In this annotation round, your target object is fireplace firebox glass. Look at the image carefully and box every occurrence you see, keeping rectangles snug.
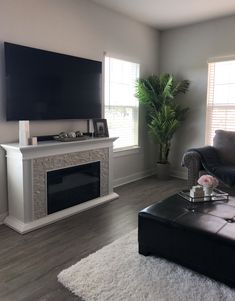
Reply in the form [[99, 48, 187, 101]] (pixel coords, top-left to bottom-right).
[[47, 161, 100, 214]]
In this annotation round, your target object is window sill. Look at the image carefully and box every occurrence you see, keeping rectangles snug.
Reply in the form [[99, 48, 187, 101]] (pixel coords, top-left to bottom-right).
[[113, 146, 141, 158]]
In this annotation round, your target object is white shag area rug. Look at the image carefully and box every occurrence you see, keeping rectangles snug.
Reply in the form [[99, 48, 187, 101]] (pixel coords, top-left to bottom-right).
[[58, 230, 235, 301]]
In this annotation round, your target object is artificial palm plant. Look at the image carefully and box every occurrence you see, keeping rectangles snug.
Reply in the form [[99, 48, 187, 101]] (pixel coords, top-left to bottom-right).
[[136, 74, 190, 164]]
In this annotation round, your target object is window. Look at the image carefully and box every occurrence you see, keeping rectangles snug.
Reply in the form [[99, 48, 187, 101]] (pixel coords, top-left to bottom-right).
[[206, 59, 235, 145], [105, 56, 140, 150]]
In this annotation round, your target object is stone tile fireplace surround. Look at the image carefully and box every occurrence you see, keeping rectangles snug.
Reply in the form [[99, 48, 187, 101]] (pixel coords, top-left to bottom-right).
[[1, 137, 118, 233]]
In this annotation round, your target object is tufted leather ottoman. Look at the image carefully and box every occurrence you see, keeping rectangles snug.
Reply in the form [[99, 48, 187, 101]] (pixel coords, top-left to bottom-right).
[[138, 194, 235, 287]]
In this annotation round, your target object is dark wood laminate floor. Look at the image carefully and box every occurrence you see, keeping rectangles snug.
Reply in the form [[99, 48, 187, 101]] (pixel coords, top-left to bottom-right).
[[0, 176, 186, 301]]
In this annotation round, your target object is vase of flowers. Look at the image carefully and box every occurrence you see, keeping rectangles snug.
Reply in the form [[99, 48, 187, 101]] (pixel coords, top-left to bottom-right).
[[197, 175, 219, 200]]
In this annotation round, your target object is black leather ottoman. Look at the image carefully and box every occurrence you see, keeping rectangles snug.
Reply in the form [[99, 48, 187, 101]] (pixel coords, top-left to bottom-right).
[[138, 194, 235, 287]]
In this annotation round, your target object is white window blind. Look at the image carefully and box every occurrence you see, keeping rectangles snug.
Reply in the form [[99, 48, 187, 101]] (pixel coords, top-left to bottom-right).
[[206, 60, 235, 145], [105, 56, 140, 149]]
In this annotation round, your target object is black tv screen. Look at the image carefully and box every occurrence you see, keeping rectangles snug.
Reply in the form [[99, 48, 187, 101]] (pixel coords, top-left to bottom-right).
[[4, 42, 102, 121]]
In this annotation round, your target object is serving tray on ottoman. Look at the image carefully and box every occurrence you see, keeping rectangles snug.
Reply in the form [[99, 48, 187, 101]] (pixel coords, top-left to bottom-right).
[[138, 194, 235, 287]]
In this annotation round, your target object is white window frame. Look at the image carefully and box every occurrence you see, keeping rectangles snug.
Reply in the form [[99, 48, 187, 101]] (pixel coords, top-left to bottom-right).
[[104, 55, 140, 152], [206, 56, 235, 145]]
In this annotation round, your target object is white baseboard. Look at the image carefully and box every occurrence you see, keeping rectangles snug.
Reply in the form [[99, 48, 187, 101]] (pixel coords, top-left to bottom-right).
[[0, 212, 8, 225], [171, 169, 187, 180], [114, 167, 188, 188], [114, 168, 156, 188]]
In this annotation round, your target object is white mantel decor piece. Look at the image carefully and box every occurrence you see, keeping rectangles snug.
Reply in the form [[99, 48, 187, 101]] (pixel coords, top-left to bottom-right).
[[1, 137, 118, 234], [19, 120, 30, 146]]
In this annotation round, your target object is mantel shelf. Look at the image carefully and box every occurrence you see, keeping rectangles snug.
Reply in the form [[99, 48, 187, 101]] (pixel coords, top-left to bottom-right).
[[1, 137, 118, 160]]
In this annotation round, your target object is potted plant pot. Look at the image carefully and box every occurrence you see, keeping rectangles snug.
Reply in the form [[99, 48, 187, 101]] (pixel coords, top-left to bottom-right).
[[157, 162, 170, 180]]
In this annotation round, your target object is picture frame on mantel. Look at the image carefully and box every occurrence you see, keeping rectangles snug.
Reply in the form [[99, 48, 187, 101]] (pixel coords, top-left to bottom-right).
[[93, 119, 109, 138]]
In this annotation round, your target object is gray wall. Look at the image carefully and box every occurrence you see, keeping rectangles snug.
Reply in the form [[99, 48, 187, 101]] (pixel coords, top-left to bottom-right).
[[0, 0, 159, 217], [159, 15, 235, 178]]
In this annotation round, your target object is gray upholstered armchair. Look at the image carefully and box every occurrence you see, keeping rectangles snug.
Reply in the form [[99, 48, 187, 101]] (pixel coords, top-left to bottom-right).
[[182, 130, 235, 188]]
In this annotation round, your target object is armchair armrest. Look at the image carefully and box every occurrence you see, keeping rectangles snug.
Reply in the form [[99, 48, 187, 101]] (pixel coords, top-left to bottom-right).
[[182, 150, 203, 188]]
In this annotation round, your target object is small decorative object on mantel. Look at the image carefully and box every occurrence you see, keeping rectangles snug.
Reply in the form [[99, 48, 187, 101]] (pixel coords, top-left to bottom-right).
[[198, 174, 219, 201], [53, 131, 87, 142], [93, 119, 109, 138], [19, 120, 30, 146], [67, 131, 76, 138], [28, 137, 37, 145], [75, 131, 83, 137]]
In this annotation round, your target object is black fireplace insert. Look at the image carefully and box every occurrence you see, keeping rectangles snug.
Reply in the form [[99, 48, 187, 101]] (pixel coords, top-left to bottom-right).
[[47, 161, 100, 214]]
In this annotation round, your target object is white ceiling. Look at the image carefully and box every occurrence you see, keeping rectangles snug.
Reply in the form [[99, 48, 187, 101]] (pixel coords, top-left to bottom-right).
[[91, 0, 235, 29]]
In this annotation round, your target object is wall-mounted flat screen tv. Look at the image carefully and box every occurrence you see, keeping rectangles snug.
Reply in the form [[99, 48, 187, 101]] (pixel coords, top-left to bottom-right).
[[4, 42, 102, 121]]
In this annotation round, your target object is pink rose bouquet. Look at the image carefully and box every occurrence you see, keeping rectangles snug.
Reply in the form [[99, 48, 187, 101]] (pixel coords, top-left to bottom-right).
[[197, 175, 219, 188]]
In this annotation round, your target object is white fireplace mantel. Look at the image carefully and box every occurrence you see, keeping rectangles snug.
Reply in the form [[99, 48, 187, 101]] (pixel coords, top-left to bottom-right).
[[2, 136, 118, 159], [1, 137, 119, 234]]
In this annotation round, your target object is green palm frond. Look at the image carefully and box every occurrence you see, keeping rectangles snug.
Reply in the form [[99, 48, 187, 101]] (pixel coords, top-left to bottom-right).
[[136, 79, 158, 112], [160, 74, 174, 100], [172, 80, 190, 97]]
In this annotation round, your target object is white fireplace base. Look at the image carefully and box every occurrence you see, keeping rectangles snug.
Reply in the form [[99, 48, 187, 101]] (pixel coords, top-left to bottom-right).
[[2, 137, 118, 234], [4, 192, 118, 234]]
